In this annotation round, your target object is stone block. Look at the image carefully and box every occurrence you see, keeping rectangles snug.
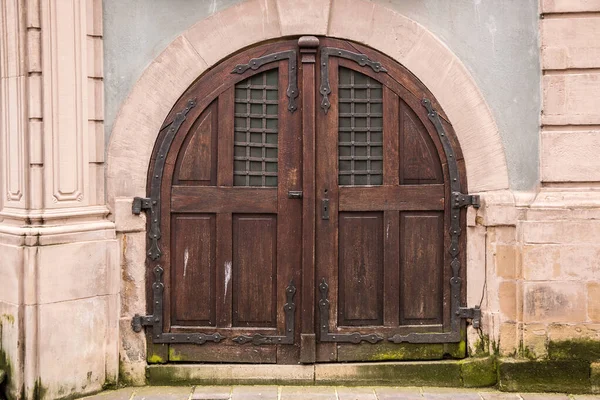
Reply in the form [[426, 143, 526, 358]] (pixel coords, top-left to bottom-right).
[[467, 226, 486, 306], [114, 197, 146, 233], [314, 361, 461, 386], [495, 245, 517, 279], [542, 17, 600, 69], [548, 338, 600, 362], [498, 322, 521, 356], [522, 324, 548, 359], [499, 281, 517, 321], [523, 282, 587, 323], [184, 0, 280, 68], [548, 323, 600, 342], [460, 356, 497, 388], [119, 317, 146, 386], [119, 232, 146, 317], [522, 244, 600, 281], [522, 221, 600, 245], [498, 359, 591, 393], [37, 239, 119, 304], [543, 73, 600, 125], [277, 0, 330, 36], [541, 0, 600, 13], [147, 364, 314, 386], [0, 302, 23, 400], [38, 296, 117, 399], [542, 131, 600, 182], [589, 283, 600, 322], [0, 243, 22, 304]]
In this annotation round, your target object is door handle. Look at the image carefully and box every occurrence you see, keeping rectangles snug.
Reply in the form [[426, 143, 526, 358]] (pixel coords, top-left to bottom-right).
[[288, 191, 303, 199]]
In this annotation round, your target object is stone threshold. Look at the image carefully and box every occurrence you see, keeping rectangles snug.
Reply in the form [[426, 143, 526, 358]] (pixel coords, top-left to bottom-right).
[[147, 358, 496, 388]]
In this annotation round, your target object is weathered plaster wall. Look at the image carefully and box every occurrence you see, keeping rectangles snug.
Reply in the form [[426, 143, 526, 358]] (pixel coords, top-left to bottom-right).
[[102, 0, 540, 190]]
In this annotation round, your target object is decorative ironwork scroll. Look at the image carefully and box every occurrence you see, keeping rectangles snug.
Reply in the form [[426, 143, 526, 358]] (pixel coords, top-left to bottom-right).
[[320, 47, 388, 113], [232, 281, 297, 345], [318, 278, 384, 344], [231, 50, 299, 113]]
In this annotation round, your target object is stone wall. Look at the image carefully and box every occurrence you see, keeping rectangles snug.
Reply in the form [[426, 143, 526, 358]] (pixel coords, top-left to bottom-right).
[[466, 0, 600, 359], [1, 0, 600, 398]]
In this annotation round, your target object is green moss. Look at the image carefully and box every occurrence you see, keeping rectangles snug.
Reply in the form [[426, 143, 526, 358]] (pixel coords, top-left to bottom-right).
[[168, 347, 183, 362], [498, 359, 591, 393], [147, 354, 165, 364], [460, 357, 497, 388], [548, 339, 600, 362], [1, 315, 14, 325]]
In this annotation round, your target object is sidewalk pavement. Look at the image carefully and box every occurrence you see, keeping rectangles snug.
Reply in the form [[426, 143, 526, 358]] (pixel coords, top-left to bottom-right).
[[78, 386, 598, 400]]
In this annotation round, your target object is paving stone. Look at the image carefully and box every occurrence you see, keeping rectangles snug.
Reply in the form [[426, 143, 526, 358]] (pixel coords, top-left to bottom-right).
[[336, 387, 377, 400], [374, 387, 423, 400], [422, 387, 481, 400], [133, 386, 193, 400], [191, 385, 232, 399], [479, 393, 520, 400], [520, 394, 571, 400], [280, 386, 337, 399], [230, 386, 278, 400], [80, 388, 136, 400], [572, 396, 600, 399]]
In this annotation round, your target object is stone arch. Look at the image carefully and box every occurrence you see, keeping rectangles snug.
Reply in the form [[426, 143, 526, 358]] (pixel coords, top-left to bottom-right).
[[107, 0, 509, 208]]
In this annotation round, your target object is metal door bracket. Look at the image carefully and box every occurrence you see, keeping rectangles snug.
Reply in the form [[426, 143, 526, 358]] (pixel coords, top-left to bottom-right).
[[320, 47, 388, 113], [231, 50, 299, 113], [232, 281, 296, 345], [452, 192, 480, 209], [318, 279, 384, 344], [132, 197, 152, 215], [457, 306, 481, 329]]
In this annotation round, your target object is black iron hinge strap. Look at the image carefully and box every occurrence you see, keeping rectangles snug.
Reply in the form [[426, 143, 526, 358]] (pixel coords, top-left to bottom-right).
[[232, 280, 297, 345], [320, 47, 388, 114], [133, 98, 197, 261], [131, 265, 224, 344], [318, 278, 384, 344], [231, 50, 299, 113]]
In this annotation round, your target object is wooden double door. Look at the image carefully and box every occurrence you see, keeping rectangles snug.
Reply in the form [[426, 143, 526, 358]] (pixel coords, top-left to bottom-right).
[[143, 37, 468, 364]]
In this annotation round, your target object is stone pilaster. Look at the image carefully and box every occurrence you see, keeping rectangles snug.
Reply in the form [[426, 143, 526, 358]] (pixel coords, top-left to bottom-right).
[[0, 1, 118, 399]]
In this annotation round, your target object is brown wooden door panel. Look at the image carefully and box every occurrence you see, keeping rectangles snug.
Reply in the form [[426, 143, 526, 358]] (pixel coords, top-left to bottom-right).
[[171, 214, 216, 327], [145, 37, 468, 365], [338, 212, 384, 327], [232, 214, 278, 328], [399, 212, 444, 326]]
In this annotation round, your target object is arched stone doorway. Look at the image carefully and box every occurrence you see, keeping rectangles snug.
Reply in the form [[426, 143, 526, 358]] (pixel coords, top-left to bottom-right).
[[133, 36, 477, 364], [108, 0, 509, 379]]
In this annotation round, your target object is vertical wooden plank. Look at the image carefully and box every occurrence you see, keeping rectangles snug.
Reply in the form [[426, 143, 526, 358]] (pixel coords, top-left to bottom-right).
[[216, 212, 233, 328], [383, 210, 400, 326], [383, 87, 399, 186], [315, 43, 339, 362], [338, 212, 384, 326], [171, 214, 216, 326], [276, 61, 302, 364], [218, 88, 234, 186], [400, 212, 444, 325], [298, 36, 319, 362], [232, 214, 277, 327]]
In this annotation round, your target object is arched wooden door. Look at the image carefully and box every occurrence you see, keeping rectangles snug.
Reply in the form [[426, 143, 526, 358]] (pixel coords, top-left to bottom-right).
[[135, 37, 479, 365]]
